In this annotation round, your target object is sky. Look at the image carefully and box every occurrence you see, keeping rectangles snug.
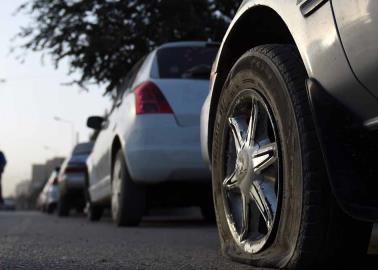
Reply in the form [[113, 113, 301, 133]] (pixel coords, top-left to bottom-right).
[[0, 1, 112, 196]]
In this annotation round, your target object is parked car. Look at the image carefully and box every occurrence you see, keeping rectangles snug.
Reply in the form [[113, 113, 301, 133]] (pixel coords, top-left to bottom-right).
[[201, 1, 378, 269], [1, 198, 16, 211], [37, 167, 60, 214], [86, 41, 218, 226], [57, 142, 93, 216]]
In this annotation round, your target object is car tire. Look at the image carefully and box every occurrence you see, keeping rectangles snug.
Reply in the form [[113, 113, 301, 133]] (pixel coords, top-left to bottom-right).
[[47, 203, 55, 214], [85, 188, 103, 222], [211, 44, 372, 269], [87, 201, 103, 222], [57, 195, 70, 217], [111, 150, 145, 227]]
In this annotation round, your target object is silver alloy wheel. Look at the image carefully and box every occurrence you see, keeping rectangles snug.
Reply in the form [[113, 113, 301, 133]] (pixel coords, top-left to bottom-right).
[[223, 89, 281, 254], [112, 159, 122, 221]]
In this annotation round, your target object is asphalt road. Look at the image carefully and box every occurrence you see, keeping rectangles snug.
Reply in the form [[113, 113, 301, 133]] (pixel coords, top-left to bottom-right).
[[0, 210, 377, 270], [0, 210, 252, 270]]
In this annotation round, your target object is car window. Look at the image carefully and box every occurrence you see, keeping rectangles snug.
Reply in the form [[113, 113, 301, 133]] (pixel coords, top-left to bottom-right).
[[118, 56, 146, 96], [156, 46, 218, 80], [73, 143, 94, 155], [48, 171, 58, 184], [127, 57, 146, 89], [131, 51, 155, 89], [107, 57, 146, 113]]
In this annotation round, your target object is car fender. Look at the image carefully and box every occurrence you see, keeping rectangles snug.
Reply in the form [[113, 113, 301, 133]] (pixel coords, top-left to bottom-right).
[[207, 0, 378, 221], [208, 0, 377, 159], [208, 0, 333, 160], [111, 92, 137, 179]]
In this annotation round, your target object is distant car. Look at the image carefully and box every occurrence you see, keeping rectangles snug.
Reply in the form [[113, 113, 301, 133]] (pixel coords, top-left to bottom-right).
[[37, 167, 60, 214], [86, 41, 218, 226], [201, 0, 378, 269], [1, 198, 16, 211], [57, 142, 93, 216]]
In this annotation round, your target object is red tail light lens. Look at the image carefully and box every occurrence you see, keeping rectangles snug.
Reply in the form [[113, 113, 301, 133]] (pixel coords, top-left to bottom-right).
[[52, 177, 58, 185], [134, 81, 173, 114]]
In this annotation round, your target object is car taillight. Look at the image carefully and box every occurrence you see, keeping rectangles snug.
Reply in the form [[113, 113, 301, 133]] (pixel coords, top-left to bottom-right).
[[52, 177, 58, 185], [64, 166, 86, 174], [134, 81, 173, 114]]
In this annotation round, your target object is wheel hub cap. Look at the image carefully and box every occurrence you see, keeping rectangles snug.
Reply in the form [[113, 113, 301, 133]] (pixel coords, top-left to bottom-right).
[[222, 90, 281, 253], [235, 148, 250, 177]]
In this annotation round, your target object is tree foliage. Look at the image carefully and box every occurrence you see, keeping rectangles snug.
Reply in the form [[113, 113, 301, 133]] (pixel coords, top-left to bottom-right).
[[16, 0, 240, 91]]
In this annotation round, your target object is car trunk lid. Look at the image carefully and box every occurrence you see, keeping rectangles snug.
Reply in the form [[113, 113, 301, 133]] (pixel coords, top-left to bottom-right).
[[151, 79, 209, 127]]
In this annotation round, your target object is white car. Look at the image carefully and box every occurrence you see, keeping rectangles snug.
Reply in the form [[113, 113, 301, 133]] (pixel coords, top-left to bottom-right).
[[57, 142, 93, 216], [37, 168, 60, 214], [86, 41, 218, 226]]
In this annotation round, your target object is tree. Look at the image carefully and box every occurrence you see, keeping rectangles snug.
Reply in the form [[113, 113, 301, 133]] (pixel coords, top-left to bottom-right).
[[16, 0, 241, 92]]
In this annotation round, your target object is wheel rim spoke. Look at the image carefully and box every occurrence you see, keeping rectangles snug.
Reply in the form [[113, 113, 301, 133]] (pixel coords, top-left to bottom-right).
[[228, 116, 248, 152], [247, 101, 258, 146], [240, 193, 250, 241], [223, 90, 280, 253], [249, 180, 276, 230], [223, 170, 239, 191], [253, 143, 277, 174]]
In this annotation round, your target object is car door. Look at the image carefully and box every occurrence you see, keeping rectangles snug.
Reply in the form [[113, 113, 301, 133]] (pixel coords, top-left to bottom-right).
[[89, 60, 146, 201], [90, 68, 140, 198], [332, 0, 378, 98], [89, 98, 119, 201], [89, 118, 111, 200]]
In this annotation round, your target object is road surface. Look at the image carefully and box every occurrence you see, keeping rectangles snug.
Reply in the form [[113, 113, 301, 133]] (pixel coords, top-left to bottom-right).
[[0, 210, 252, 270], [0, 211, 377, 269]]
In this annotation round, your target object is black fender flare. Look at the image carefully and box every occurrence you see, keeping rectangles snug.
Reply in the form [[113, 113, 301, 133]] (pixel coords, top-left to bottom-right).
[[306, 78, 378, 222]]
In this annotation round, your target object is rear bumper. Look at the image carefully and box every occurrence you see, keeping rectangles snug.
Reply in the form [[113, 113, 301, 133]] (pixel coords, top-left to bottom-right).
[[307, 79, 378, 222], [124, 115, 211, 184], [60, 173, 86, 194]]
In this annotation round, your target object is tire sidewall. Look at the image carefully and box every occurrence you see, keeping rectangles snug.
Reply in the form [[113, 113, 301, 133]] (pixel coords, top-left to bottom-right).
[[112, 151, 125, 224], [57, 194, 69, 217], [112, 150, 145, 226], [212, 50, 303, 267], [86, 190, 102, 221]]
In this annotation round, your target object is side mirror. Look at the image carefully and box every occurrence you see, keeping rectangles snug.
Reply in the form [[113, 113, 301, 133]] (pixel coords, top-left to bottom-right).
[[87, 116, 105, 130]]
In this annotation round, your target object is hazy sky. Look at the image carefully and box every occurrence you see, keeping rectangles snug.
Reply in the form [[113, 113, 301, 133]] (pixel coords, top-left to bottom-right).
[[0, 1, 111, 196]]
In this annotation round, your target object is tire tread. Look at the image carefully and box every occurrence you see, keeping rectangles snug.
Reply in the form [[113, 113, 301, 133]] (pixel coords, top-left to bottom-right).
[[249, 44, 371, 269]]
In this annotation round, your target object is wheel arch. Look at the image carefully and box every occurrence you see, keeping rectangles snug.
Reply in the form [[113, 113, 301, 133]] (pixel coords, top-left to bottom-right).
[[208, 4, 378, 222], [208, 6, 299, 160]]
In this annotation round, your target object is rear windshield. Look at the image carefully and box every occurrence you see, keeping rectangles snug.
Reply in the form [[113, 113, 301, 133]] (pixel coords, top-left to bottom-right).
[[156, 46, 218, 80], [73, 143, 93, 155]]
